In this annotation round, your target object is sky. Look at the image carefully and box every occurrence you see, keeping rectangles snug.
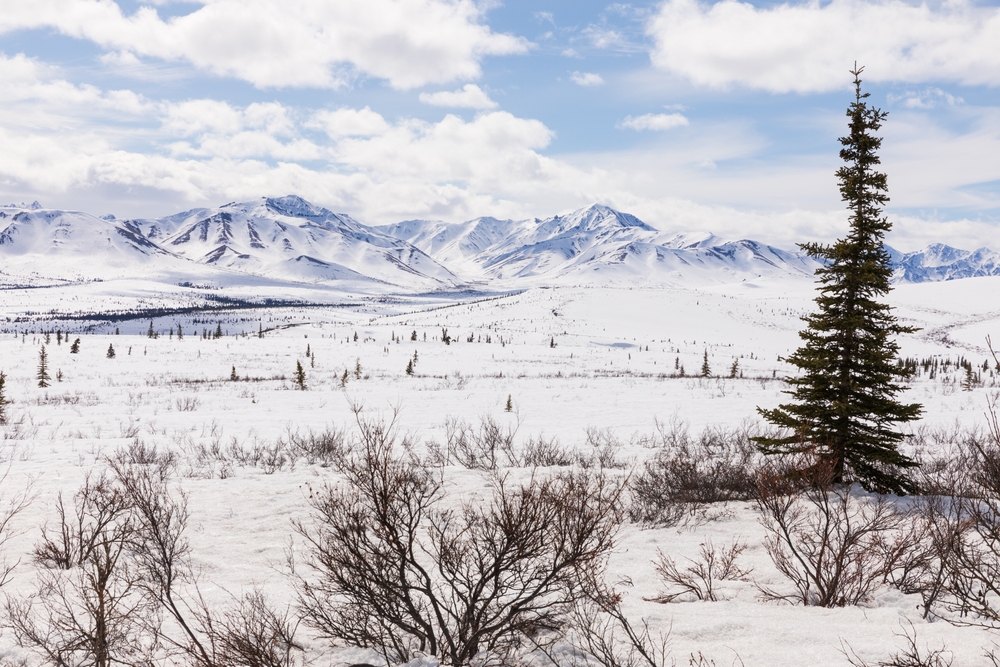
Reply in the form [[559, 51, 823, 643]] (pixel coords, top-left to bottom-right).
[[0, 0, 999, 251]]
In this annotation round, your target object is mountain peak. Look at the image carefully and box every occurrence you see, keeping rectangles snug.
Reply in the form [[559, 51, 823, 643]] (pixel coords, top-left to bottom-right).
[[264, 195, 330, 219]]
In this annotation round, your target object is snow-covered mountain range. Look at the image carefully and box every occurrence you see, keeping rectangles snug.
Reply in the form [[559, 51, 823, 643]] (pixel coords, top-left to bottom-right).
[[1, 196, 997, 290]]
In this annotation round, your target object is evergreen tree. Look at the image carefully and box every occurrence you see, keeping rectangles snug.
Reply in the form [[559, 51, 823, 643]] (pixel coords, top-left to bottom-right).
[[340, 369, 349, 387], [258, 322, 263, 339], [37, 345, 51, 388], [294, 360, 307, 390], [177, 323, 183, 340], [107, 344, 116, 359], [230, 365, 238, 381], [754, 66, 922, 494], [405, 359, 414, 375], [70, 338, 80, 354], [729, 358, 739, 379], [505, 394, 513, 412], [0, 371, 8, 424], [354, 358, 362, 380], [147, 321, 155, 338], [411, 330, 417, 341], [214, 323, 223, 339], [306, 343, 311, 357], [700, 350, 711, 377]]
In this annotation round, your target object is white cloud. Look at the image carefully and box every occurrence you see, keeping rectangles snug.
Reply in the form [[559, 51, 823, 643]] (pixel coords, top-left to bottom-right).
[[306, 107, 391, 139], [419, 84, 498, 109], [618, 113, 689, 131], [0, 0, 529, 90], [2, 54, 999, 250], [570, 71, 604, 87], [888, 88, 965, 110], [647, 0, 1000, 92]]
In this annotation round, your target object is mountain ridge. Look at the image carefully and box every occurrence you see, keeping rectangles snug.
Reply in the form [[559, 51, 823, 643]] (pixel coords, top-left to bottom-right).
[[1, 196, 997, 290]]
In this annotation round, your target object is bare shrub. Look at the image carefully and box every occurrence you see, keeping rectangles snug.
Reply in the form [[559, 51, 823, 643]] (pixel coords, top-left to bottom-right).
[[630, 424, 758, 526], [427, 415, 518, 470], [110, 438, 178, 481], [191, 590, 304, 667], [581, 427, 626, 469], [649, 539, 752, 603], [520, 434, 575, 468], [844, 622, 953, 667], [568, 593, 673, 667], [175, 396, 201, 412], [0, 466, 34, 586], [293, 406, 625, 666], [10, 473, 158, 667], [285, 426, 350, 466], [756, 469, 915, 607]]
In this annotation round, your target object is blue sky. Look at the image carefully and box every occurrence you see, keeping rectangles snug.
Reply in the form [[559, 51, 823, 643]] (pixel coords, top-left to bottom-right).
[[1, 0, 998, 250]]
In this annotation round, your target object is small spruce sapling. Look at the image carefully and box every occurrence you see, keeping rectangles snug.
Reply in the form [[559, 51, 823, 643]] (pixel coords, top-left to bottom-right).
[[177, 323, 183, 340], [340, 369, 349, 387], [214, 323, 223, 339], [405, 359, 414, 375], [505, 394, 513, 412], [147, 321, 155, 338], [294, 360, 307, 390], [729, 358, 739, 379], [37, 345, 51, 388], [354, 358, 362, 380], [411, 330, 417, 341], [0, 371, 8, 424], [701, 350, 711, 378], [230, 365, 238, 381], [70, 338, 80, 354], [550, 336, 555, 348], [56, 369, 63, 382], [107, 343, 116, 359]]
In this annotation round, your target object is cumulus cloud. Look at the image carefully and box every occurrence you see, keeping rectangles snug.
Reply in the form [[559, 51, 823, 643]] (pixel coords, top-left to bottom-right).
[[306, 107, 391, 138], [570, 71, 604, 87], [647, 0, 1000, 92], [618, 113, 689, 131], [888, 88, 965, 110], [0, 0, 529, 89], [419, 84, 498, 109]]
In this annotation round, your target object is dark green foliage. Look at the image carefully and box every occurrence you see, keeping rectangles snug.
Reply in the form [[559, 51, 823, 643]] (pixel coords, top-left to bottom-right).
[[177, 323, 183, 340], [0, 371, 8, 424], [505, 394, 513, 413], [107, 344, 116, 359], [754, 67, 922, 494], [701, 350, 711, 378], [37, 345, 50, 388], [70, 338, 80, 354], [294, 361, 307, 390], [410, 330, 417, 341], [405, 359, 414, 375], [550, 336, 555, 348], [148, 321, 155, 338], [214, 323, 223, 339], [729, 358, 739, 379], [231, 365, 238, 381]]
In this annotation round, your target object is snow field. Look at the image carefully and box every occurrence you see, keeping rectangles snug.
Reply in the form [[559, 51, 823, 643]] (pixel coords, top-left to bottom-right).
[[0, 281, 999, 665]]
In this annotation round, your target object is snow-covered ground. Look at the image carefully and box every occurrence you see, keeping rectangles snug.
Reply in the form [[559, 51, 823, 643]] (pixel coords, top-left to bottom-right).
[[1, 276, 1000, 665]]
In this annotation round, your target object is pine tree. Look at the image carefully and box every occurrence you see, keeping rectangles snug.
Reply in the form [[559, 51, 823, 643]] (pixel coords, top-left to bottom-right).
[[754, 66, 922, 494], [258, 323, 263, 339], [411, 330, 417, 341], [729, 358, 739, 379], [177, 323, 184, 340], [354, 358, 362, 380], [148, 321, 155, 338], [37, 345, 51, 388], [294, 360, 307, 390], [230, 365, 238, 381], [0, 371, 8, 424], [700, 350, 711, 377], [340, 369, 349, 387], [214, 323, 223, 339], [405, 359, 414, 375], [70, 338, 81, 354], [107, 344, 116, 359], [505, 394, 513, 412]]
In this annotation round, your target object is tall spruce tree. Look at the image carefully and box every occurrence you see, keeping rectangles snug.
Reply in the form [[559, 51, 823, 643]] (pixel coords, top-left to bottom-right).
[[753, 66, 922, 494]]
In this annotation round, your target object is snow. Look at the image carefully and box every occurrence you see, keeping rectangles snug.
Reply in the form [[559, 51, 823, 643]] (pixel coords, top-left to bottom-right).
[[1, 274, 1000, 665]]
